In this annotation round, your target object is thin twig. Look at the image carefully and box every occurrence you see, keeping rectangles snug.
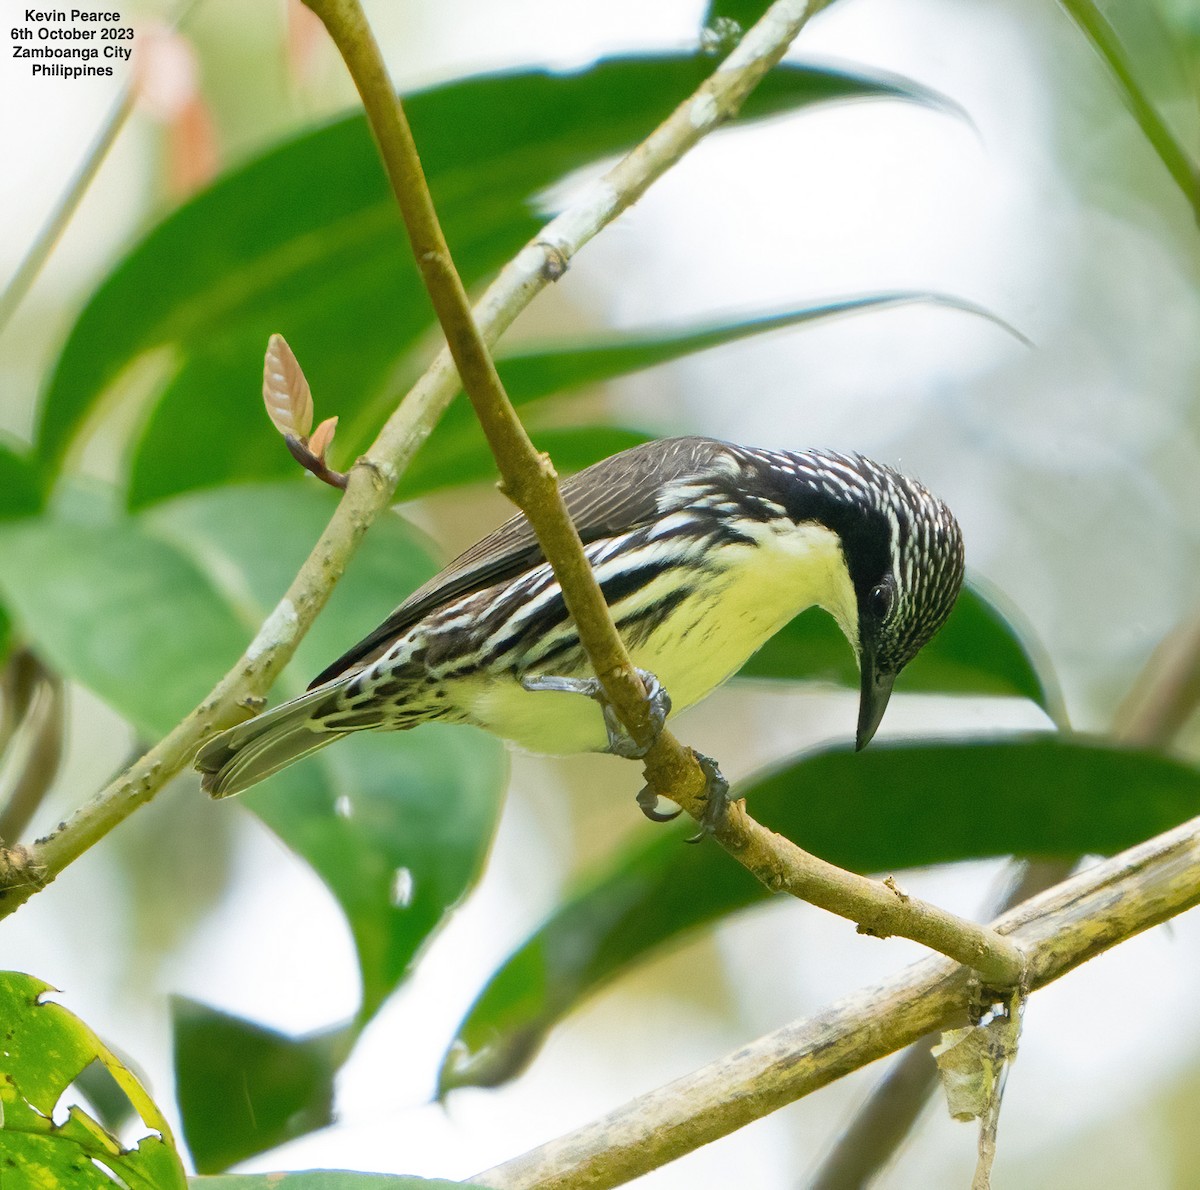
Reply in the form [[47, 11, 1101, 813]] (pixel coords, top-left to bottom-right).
[[0, 0, 206, 335], [0, 91, 134, 336], [474, 811, 1200, 1190], [0, 0, 842, 917], [0, 663, 65, 845], [306, 0, 1024, 988]]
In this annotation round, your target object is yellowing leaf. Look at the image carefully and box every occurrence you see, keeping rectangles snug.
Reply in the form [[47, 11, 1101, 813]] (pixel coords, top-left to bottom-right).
[[0, 970, 187, 1189]]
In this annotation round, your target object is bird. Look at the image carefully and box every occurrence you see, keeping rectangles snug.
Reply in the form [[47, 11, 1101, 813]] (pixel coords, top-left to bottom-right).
[[195, 436, 965, 826]]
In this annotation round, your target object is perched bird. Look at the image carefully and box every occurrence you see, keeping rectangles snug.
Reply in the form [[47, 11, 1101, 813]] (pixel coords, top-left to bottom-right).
[[195, 436, 964, 823]]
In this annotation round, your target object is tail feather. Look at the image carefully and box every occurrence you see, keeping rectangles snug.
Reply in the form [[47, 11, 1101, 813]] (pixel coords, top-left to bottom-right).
[[196, 685, 349, 798]]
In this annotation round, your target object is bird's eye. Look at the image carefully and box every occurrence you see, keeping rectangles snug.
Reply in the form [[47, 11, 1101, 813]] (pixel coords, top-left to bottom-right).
[[869, 583, 894, 619]]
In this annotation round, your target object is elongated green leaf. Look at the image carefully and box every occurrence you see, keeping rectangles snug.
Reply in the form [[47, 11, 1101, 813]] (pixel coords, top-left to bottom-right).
[[396, 421, 653, 499], [497, 295, 1005, 404], [194, 1174, 485, 1188], [0, 970, 187, 1189], [0, 515, 248, 738], [395, 293, 1005, 501], [173, 1000, 347, 1174], [179, 722, 504, 1168], [1061, 0, 1200, 215], [440, 735, 1200, 1089], [144, 485, 508, 1016], [741, 583, 1062, 720], [144, 486, 506, 1167], [32, 55, 942, 506]]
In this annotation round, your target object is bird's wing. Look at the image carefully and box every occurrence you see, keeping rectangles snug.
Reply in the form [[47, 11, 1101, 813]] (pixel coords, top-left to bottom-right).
[[307, 435, 730, 688]]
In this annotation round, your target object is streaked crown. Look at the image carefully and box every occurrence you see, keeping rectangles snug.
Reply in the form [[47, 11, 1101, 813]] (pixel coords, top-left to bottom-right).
[[719, 445, 965, 675]]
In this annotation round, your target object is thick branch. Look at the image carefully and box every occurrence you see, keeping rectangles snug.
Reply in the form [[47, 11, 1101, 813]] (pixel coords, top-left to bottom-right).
[[475, 812, 1200, 1190], [811, 605, 1200, 1185], [307, 0, 1023, 988], [0, 0, 838, 917]]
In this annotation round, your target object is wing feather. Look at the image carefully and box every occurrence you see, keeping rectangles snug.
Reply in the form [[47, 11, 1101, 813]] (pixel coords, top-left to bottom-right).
[[307, 436, 730, 688]]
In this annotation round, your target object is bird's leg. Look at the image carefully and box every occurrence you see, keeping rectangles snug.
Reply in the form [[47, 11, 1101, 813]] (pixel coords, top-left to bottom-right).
[[520, 668, 671, 759]]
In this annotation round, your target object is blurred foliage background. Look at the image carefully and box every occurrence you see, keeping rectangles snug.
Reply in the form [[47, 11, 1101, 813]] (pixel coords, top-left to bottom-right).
[[4, 0, 1200, 1186]]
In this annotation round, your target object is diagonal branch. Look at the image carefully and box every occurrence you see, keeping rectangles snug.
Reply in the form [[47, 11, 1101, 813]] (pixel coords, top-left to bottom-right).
[[305, 0, 1023, 987], [0, 0, 849, 917], [811, 600, 1200, 1186], [474, 809, 1200, 1190]]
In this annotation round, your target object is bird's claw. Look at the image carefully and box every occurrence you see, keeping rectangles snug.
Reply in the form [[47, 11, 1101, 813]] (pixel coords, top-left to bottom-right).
[[636, 784, 682, 823], [520, 667, 671, 759], [635, 751, 731, 839], [684, 751, 731, 844]]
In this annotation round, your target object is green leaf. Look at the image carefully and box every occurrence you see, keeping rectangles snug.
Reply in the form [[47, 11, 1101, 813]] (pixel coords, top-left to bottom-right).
[[0, 514, 248, 738], [0, 970, 187, 1188], [193, 1173, 487, 1188], [146, 484, 509, 1018], [32, 55, 944, 507], [144, 486, 506, 1166], [0, 439, 42, 520], [440, 735, 1200, 1089], [1060, 0, 1200, 215], [173, 999, 347, 1175], [247, 725, 506, 1021], [394, 293, 1004, 500], [394, 293, 1016, 501], [498, 295, 1003, 405], [741, 583, 1062, 720]]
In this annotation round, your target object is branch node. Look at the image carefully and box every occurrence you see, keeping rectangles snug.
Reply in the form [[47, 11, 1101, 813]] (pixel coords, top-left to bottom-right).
[[537, 241, 570, 280], [285, 433, 349, 490], [0, 844, 48, 892], [856, 920, 892, 940], [884, 874, 910, 903], [353, 454, 397, 491]]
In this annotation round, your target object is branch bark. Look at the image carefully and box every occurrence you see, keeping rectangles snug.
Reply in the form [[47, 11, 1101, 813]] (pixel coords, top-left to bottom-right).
[[303, 0, 1024, 987], [474, 811, 1200, 1190], [0, 0, 834, 917], [810, 605, 1200, 1186]]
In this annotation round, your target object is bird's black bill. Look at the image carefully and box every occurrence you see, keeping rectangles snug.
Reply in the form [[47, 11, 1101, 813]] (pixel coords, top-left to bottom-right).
[[856, 665, 896, 751]]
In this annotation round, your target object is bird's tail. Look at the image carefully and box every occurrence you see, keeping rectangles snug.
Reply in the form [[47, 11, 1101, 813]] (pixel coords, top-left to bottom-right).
[[195, 685, 350, 798]]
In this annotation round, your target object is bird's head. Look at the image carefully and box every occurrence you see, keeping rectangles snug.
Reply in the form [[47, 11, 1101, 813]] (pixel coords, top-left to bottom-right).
[[742, 447, 965, 750], [836, 457, 965, 750]]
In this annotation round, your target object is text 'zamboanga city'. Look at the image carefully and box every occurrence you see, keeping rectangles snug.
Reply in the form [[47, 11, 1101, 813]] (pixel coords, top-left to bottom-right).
[[12, 8, 134, 77]]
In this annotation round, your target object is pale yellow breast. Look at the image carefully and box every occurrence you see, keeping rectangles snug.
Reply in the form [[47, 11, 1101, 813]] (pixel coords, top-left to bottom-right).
[[467, 521, 856, 755]]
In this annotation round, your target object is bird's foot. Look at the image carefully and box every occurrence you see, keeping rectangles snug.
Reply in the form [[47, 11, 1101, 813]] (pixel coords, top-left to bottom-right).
[[636, 783, 682, 823], [684, 752, 731, 843], [634, 750, 731, 840], [520, 667, 671, 760]]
